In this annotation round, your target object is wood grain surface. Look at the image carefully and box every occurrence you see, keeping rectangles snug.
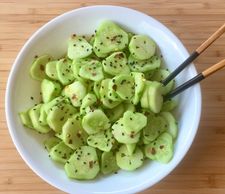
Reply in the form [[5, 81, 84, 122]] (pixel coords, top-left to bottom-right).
[[0, 0, 225, 193]]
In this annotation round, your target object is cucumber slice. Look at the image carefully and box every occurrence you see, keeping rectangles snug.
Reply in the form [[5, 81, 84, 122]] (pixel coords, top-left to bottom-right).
[[123, 111, 147, 135], [113, 75, 135, 100], [93, 21, 129, 57], [126, 143, 136, 156], [151, 69, 175, 95], [82, 109, 110, 134], [30, 55, 52, 81], [46, 102, 77, 132], [99, 79, 121, 109], [67, 36, 92, 60], [39, 104, 47, 125], [63, 81, 87, 107], [131, 72, 146, 105], [161, 100, 178, 112], [49, 141, 74, 164], [105, 103, 124, 122], [41, 79, 61, 103], [128, 55, 161, 73], [123, 103, 136, 112], [43, 96, 68, 114], [160, 112, 178, 139], [29, 104, 51, 133], [101, 151, 119, 175], [145, 132, 173, 163], [129, 35, 156, 60], [79, 59, 104, 81], [19, 110, 33, 129], [93, 81, 101, 99], [102, 52, 130, 76], [112, 118, 140, 144], [80, 93, 97, 113], [143, 115, 167, 142], [108, 78, 122, 102], [116, 145, 144, 171], [140, 81, 151, 109], [64, 146, 100, 180], [62, 114, 88, 149], [44, 137, 61, 152], [87, 129, 114, 152], [45, 60, 58, 80], [56, 58, 75, 85], [148, 81, 163, 113]]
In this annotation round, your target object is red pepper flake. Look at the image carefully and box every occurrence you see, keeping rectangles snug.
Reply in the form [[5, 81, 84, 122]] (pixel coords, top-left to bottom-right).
[[130, 134, 134, 138], [77, 132, 81, 138], [112, 84, 117, 91], [89, 161, 94, 168], [92, 73, 96, 76], [69, 139, 73, 144], [151, 147, 156, 155], [72, 94, 77, 100], [40, 64, 44, 71], [159, 145, 164, 149]]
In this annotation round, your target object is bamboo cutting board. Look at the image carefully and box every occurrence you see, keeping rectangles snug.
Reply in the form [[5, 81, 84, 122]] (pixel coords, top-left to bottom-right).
[[0, 0, 225, 193]]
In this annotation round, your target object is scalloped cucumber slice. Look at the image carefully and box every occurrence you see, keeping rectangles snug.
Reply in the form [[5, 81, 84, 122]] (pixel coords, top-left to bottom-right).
[[49, 141, 74, 164], [93, 81, 101, 99], [108, 78, 122, 102], [62, 114, 88, 149], [56, 58, 75, 85], [123, 103, 136, 112], [80, 93, 97, 112], [105, 103, 124, 122], [161, 100, 178, 112], [151, 69, 175, 95], [43, 96, 68, 114], [126, 143, 136, 156], [112, 118, 140, 144], [129, 35, 156, 60], [82, 109, 110, 135], [113, 75, 135, 100], [63, 81, 87, 107], [101, 151, 119, 175], [29, 104, 51, 133], [30, 55, 52, 81], [102, 52, 130, 76], [45, 60, 58, 80], [87, 129, 114, 152], [143, 115, 167, 142], [64, 146, 99, 180], [67, 36, 92, 60], [131, 72, 146, 105], [99, 79, 121, 108], [93, 21, 128, 57], [128, 55, 161, 72], [148, 81, 163, 113], [41, 79, 62, 103], [160, 112, 178, 139], [79, 59, 104, 81], [145, 132, 173, 163], [19, 110, 33, 129], [46, 102, 77, 132], [44, 137, 61, 152], [116, 145, 144, 171], [140, 81, 151, 109], [39, 104, 47, 125], [123, 111, 147, 135]]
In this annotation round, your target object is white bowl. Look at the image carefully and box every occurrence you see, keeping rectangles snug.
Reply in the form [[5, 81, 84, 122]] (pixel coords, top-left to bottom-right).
[[5, 5, 201, 194]]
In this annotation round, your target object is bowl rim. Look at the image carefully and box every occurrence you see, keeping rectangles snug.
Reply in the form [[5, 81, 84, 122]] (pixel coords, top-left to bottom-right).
[[5, 5, 202, 194]]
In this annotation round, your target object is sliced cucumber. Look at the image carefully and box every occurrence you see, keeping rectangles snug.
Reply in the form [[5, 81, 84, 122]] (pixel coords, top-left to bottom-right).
[[64, 146, 99, 180], [129, 35, 156, 60], [161, 99, 178, 112], [19, 110, 33, 129], [101, 151, 119, 175], [104, 103, 124, 122], [45, 60, 59, 80], [44, 137, 61, 152]]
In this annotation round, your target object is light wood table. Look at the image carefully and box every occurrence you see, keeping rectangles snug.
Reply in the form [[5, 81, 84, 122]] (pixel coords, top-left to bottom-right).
[[0, 0, 225, 193]]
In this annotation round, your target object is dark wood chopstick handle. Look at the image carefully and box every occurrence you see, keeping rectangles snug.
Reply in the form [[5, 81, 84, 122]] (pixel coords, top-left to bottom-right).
[[196, 23, 225, 54], [164, 73, 204, 100], [202, 59, 225, 77], [164, 59, 225, 100], [162, 23, 225, 86], [162, 51, 199, 86]]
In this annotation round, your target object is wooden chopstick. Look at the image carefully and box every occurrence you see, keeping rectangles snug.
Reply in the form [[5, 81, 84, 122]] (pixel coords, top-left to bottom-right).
[[164, 59, 225, 100], [162, 23, 225, 86]]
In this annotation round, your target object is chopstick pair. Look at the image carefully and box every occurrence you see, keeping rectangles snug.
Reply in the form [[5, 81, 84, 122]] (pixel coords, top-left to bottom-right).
[[163, 23, 225, 100]]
